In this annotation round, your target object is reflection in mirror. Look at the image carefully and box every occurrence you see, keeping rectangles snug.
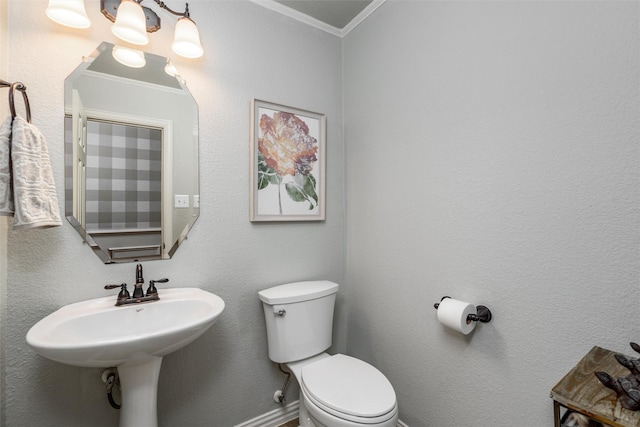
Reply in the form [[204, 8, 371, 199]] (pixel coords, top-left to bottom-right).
[[64, 42, 199, 263]]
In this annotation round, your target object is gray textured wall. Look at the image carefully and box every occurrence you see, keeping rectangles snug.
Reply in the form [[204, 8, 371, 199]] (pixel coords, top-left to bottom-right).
[[4, 1, 344, 425], [5, 1, 640, 426], [344, 1, 639, 426]]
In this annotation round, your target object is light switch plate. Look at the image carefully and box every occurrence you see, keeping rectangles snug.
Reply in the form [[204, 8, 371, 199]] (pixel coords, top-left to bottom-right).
[[175, 195, 189, 208]]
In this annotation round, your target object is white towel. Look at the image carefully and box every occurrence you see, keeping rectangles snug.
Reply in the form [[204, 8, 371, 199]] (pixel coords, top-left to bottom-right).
[[0, 116, 13, 216], [10, 116, 61, 229]]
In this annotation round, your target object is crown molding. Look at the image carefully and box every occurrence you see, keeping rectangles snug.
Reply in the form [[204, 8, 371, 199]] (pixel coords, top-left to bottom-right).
[[250, 0, 386, 38], [250, 0, 343, 36], [342, 0, 386, 36]]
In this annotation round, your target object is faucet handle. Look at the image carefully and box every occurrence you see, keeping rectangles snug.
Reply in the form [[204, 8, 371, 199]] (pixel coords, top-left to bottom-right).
[[146, 278, 169, 297], [105, 283, 130, 301]]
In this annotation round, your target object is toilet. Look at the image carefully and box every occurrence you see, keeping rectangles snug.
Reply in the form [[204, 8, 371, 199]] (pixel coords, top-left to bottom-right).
[[259, 281, 398, 427]]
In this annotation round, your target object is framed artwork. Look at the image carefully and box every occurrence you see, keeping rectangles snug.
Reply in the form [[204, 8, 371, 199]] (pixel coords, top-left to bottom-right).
[[250, 99, 326, 222]]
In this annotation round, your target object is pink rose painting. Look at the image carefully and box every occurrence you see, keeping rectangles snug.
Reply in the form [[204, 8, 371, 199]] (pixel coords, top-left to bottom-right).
[[252, 101, 325, 221]]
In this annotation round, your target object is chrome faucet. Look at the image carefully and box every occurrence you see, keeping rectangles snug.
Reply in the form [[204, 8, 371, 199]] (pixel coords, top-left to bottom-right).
[[104, 264, 169, 306]]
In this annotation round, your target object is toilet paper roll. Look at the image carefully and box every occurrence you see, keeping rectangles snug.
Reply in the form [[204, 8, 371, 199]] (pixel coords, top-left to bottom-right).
[[436, 298, 477, 335]]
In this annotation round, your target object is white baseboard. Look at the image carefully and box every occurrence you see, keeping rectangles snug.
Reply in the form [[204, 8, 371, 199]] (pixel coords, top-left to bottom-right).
[[234, 400, 409, 427], [234, 401, 300, 427]]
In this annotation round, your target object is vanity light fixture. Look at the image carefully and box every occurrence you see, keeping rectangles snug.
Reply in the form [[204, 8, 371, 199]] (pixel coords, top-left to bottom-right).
[[45, 0, 91, 29], [171, 15, 204, 59], [106, 0, 204, 59], [110, 0, 150, 45], [46, 0, 204, 59]]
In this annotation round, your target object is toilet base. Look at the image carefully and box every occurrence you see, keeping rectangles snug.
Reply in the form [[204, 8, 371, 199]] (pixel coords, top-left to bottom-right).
[[298, 390, 314, 427]]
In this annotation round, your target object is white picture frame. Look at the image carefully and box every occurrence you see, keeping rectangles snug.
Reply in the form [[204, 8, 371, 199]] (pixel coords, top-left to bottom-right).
[[250, 99, 326, 222]]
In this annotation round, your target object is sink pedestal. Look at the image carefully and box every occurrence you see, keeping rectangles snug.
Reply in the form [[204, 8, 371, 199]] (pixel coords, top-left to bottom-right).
[[117, 356, 163, 427]]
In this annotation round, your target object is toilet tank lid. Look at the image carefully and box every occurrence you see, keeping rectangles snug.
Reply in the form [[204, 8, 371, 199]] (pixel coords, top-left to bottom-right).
[[258, 281, 339, 305]]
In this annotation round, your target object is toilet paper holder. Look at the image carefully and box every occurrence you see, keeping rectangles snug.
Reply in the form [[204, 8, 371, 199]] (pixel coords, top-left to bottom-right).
[[433, 296, 492, 323]]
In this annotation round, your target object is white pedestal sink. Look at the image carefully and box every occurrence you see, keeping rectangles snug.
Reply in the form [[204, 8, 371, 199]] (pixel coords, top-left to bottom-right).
[[26, 288, 225, 427]]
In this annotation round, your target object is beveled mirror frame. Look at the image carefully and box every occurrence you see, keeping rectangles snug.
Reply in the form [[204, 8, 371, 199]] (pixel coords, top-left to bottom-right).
[[64, 42, 199, 263]]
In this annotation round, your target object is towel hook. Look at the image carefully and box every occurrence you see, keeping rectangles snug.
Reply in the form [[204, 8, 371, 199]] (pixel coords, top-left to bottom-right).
[[9, 82, 31, 123]]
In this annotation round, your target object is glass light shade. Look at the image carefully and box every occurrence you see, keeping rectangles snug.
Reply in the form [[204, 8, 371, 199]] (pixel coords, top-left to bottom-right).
[[112, 45, 146, 68], [172, 18, 203, 59], [111, 0, 149, 45], [164, 59, 178, 77], [46, 0, 91, 29]]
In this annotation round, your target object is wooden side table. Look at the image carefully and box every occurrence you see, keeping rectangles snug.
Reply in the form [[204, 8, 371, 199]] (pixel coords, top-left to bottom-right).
[[550, 346, 640, 427]]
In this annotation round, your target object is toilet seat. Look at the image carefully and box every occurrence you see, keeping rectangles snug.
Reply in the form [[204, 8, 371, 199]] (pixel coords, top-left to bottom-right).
[[301, 354, 397, 424]]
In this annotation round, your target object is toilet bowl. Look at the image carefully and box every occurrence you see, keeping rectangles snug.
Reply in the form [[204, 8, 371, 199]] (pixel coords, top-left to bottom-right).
[[258, 281, 398, 427], [290, 354, 398, 427]]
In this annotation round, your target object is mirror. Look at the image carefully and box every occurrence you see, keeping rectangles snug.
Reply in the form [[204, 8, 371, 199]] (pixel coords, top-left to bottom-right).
[[64, 42, 199, 263]]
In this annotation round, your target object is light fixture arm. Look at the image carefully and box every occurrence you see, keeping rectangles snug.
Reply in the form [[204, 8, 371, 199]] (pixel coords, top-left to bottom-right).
[[147, 0, 191, 19], [101, 0, 193, 33]]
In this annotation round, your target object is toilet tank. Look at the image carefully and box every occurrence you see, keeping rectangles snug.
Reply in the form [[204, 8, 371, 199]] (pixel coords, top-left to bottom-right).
[[258, 281, 339, 363]]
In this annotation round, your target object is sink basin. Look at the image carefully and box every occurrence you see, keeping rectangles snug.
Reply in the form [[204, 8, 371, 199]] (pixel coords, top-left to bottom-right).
[[27, 287, 225, 367], [26, 287, 225, 427]]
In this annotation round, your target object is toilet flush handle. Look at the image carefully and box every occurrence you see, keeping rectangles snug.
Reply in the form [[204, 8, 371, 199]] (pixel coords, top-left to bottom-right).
[[273, 306, 286, 317]]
